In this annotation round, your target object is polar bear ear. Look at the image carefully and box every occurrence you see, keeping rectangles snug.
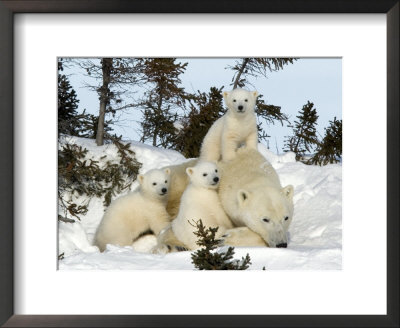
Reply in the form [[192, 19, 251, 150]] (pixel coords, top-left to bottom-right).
[[186, 167, 194, 176], [237, 189, 250, 207], [282, 185, 294, 200], [252, 91, 258, 98], [164, 168, 171, 175], [223, 91, 229, 100], [138, 174, 145, 185]]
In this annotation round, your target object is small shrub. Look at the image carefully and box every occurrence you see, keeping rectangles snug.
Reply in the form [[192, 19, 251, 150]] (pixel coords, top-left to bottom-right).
[[190, 220, 251, 270], [58, 136, 141, 222]]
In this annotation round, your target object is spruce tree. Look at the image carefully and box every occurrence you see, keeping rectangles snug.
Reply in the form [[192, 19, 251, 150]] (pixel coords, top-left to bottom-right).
[[227, 58, 294, 144], [309, 117, 342, 165], [138, 58, 191, 148], [58, 135, 141, 222], [284, 101, 319, 161], [190, 220, 251, 270], [77, 58, 143, 145], [255, 94, 289, 141], [76, 112, 112, 139], [173, 86, 225, 158], [229, 58, 297, 89], [58, 73, 81, 136]]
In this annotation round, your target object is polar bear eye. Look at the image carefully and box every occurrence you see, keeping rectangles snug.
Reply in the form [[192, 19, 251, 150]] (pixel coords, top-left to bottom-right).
[[245, 99, 248, 102], [152, 182, 157, 186], [263, 218, 270, 223], [203, 173, 208, 176], [233, 99, 236, 102], [284, 216, 289, 221], [215, 169, 218, 173], [165, 180, 168, 183]]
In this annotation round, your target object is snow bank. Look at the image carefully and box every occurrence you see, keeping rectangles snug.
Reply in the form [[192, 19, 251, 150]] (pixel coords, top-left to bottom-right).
[[59, 137, 342, 270]]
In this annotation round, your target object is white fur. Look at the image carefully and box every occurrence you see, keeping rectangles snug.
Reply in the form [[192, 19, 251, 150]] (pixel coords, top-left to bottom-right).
[[200, 88, 258, 162], [162, 159, 198, 218], [219, 148, 294, 247], [171, 161, 233, 250], [94, 168, 171, 252]]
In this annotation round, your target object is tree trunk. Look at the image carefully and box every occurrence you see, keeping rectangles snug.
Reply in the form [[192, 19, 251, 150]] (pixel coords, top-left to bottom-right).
[[152, 89, 163, 147], [233, 58, 250, 89], [152, 129, 157, 147], [96, 58, 112, 146]]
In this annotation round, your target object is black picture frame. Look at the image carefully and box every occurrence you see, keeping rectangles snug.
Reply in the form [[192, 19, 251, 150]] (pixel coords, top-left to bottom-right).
[[0, 0, 398, 327]]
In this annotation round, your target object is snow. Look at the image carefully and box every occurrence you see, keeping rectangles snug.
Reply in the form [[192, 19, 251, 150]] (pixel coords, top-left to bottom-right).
[[58, 137, 342, 270]]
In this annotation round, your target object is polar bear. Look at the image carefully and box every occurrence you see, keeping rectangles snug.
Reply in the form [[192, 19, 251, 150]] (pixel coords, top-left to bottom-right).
[[171, 161, 234, 250], [161, 148, 294, 249], [200, 88, 258, 162], [162, 159, 198, 218], [94, 168, 171, 252], [218, 148, 294, 248]]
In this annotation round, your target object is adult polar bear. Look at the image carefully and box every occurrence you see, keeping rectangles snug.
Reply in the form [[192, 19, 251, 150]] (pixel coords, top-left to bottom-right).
[[218, 148, 294, 248], [163, 148, 294, 249], [200, 88, 258, 162]]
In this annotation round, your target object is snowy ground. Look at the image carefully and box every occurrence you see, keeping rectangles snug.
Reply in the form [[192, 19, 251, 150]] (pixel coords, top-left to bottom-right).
[[58, 137, 342, 270]]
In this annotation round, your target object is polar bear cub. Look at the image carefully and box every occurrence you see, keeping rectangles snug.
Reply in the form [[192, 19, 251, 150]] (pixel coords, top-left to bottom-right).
[[200, 88, 258, 162], [171, 161, 233, 250], [94, 168, 171, 252]]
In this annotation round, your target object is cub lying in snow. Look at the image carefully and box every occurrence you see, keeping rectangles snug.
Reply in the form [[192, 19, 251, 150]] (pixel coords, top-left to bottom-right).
[[94, 168, 171, 252], [200, 88, 259, 162]]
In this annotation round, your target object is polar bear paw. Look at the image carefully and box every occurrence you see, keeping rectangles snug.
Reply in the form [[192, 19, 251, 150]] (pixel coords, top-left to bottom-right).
[[220, 227, 266, 247], [151, 243, 188, 254]]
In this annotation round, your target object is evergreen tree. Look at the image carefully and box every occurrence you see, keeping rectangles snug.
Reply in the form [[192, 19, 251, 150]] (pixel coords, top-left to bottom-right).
[[255, 95, 289, 141], [229, 58, 296, 89], [58, 73, 81, 136], [309, 117, 342, 165], [138, 58, 191, 148], [58, 135, 142, 222], [173, 87, 225, 158], [58, 59, 98, 138], [172, 87, 288, 157], [73, 111, 112, 139], [190, 220, 251, 270], [284, 101, 319, 161], [227, 58, 294, 144], [96, 58, 112, 146], [77, 58, 143, 145]]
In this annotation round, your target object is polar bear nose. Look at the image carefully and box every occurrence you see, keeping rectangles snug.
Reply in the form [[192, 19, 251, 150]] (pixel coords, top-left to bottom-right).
[[276, 243, 287, 248], [162, 188, 167, 193], [213, 177, 219, 183], [238, 105, 244, 111]]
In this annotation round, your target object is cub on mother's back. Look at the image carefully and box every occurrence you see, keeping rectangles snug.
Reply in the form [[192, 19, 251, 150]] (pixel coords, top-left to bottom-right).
[[200, 88, 259, 162]]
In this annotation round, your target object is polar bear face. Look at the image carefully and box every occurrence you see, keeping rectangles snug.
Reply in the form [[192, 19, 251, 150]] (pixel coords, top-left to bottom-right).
[[186, 161, 220, 190], [223, 88, 258, 115], [138, 168, 171, 200], [237, 185, 294, 247]]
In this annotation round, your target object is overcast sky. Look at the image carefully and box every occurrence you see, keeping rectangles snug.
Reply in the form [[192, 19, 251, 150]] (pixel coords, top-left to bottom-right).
[[63, 58, 342, 153]]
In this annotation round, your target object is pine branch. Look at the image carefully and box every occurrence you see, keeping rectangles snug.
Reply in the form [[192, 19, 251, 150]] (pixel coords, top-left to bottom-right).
[[232, 58, 250, 89]]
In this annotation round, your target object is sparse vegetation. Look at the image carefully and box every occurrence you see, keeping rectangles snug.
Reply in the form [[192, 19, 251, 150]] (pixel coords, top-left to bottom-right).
[[190, 220, 251, 270]]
